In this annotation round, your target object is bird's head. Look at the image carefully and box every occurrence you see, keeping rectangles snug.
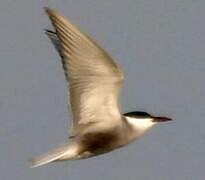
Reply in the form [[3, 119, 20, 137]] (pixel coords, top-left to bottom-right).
[[124, 111, 172, 131]]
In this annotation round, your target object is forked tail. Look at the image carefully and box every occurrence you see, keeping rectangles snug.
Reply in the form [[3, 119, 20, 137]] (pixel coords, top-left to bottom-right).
[[30, 142, 78, 168]]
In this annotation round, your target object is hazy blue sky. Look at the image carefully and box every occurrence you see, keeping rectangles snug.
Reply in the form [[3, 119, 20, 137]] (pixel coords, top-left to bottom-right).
[[0, 0, 205, 179]]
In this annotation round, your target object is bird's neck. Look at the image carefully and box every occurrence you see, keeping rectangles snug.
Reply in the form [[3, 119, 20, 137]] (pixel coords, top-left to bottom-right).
[[125, 116, 156, 134]]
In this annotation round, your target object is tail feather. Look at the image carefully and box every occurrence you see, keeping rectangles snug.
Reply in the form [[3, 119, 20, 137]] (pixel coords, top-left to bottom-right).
[[30, 142, 77, 168]]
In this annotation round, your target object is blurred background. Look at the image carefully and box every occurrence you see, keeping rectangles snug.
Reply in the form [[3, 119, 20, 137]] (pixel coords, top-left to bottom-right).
[[0, 0, 205, 179]]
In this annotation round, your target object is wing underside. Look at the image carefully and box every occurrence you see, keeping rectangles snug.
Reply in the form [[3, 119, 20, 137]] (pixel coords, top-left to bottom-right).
[[45, 8, 124, 136]]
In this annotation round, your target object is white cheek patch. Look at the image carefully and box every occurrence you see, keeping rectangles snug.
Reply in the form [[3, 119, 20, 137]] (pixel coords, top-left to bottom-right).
[[126, 117, 156, 131]]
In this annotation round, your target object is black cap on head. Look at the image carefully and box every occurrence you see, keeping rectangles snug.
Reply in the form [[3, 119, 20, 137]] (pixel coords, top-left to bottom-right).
[[124, 111, 172, 123], [124, 111, 152, 118]]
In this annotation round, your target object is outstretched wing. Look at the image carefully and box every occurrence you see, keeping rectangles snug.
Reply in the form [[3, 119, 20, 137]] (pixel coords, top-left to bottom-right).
[[45, 8, 124, 136]]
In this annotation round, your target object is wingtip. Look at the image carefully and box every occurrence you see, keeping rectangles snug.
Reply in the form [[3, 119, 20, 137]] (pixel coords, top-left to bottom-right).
[[44, 7, 51, 14], [44, 29, 56, 35], [44, 7, 59, 17]]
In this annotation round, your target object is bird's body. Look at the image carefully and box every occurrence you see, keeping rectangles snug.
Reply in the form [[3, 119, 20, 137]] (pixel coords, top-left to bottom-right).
[[58, 116, 154, 160], [31, 8, 172, 168]]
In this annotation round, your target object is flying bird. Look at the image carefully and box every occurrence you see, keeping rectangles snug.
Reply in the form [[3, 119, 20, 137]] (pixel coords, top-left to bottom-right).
[[31, 7, 172, 168]]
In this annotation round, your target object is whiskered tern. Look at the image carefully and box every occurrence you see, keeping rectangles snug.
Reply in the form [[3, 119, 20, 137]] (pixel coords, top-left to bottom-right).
[[31, 7, 172, 168]]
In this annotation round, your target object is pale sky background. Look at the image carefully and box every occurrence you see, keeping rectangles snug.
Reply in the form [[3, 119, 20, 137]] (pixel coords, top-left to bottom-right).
[[0, 0, 205, 180]]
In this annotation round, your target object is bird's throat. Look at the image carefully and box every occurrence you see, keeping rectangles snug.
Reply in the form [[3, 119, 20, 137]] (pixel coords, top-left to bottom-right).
[[125, 116, 155, 133]]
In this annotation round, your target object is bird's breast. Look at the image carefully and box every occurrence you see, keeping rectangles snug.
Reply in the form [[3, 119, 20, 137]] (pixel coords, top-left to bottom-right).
[[80, 129, 122, 155]]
